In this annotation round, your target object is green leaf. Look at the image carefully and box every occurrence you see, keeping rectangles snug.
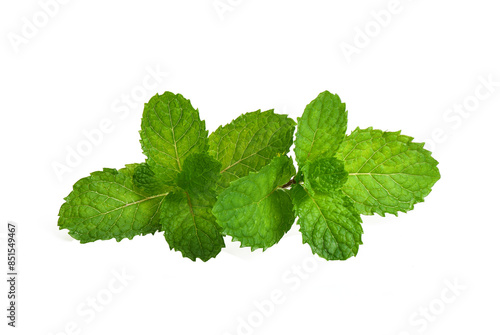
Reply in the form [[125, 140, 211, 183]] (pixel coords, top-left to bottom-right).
[[213, 156, 296, 251], [291, 184, 363, 261], [303, 157, 348, 196], [208, 109, 296, 192], [337, 127, 441, 216], [160, 153, 225, 261], [132, 163, 171, 194], [58, 165, 170, 243], [140, 92, 208, 184], [294, 91, 348, 166]]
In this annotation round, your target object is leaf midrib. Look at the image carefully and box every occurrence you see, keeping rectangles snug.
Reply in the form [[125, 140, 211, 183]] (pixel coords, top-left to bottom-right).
[[75, 192, 170, 221]]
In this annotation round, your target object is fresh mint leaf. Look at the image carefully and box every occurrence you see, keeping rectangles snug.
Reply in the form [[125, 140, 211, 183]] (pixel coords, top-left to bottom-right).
[[58, 165, 170, 243], [337, 127, 441, 216], [294, 91, 348, 166], [132, 163, 171, 194], [160, 153, 225, 261], [140, 92, 208, 185], [208, 109, 296, 192], [303, 157, 348, 196], [291, 184, 363, 261], [213, 156, 296, 251]]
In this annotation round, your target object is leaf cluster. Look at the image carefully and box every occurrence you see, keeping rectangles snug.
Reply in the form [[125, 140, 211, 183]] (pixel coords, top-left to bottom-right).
[[58, 91, 440, 261]]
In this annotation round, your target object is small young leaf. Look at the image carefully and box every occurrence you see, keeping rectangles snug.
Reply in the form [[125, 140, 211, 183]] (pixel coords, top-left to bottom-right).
[[160, 153, 224, 261], [294, 91, 347, 166], [338, 127, 441, 216], [302, 157, 348, 196], [208, 109, 296, 191], [58, 165, 170, 243], [213, 156, 296, 251], [140, 92, 208, 184], [132, 163, 171, 194], [292, 184, 363, 261]]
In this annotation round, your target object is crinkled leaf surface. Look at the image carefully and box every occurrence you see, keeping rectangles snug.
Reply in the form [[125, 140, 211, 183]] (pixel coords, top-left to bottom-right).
[[294, 91, 347, 166], [213, 156, 296, 250], [160, 153, 225, 261], [303, 157, 348, 196], [337, 128, 441, 216], [132, 163, 171, 194], [208, 109, 295, 192], [292, 184, 363, 261], [58, 165, 170, 243], [140, 92, 208, 184]]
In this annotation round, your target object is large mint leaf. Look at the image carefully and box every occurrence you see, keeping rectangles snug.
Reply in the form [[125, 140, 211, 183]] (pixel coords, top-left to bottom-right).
[[294, 91, 348, 166], [213, 156, 296, 251], [292, 184, 363, 261], [58, 165, 171, 243], [208, 109, 296, 192], [160, 153, 224, 261], [140, 92, 208, 184], [337, 128, 441, 216]]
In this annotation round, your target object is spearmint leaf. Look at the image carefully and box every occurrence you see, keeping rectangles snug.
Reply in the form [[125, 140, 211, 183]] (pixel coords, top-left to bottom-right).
[[58, 165, 170, 243], [213, 156, 296, 251], [294, 91, 348, 166], [338, 127, 441, 216], [303, 157, 348, 196], [291, 184, 363, 261], [160, 153, 225, 261], [140, 92, 208, 184], [208, 109, 296, 191]]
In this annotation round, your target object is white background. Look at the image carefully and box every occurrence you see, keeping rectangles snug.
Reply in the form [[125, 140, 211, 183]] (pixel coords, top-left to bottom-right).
[[1, 1, 499, 334]]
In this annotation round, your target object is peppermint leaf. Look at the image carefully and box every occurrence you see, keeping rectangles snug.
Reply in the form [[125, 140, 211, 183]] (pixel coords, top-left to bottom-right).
[[338, 128, 441, 216], [58, 165, 170, 243], [292, 184, 363, 261], [140, 92, 208, 184], [208, 109, 296, 191], [213, 156, 296, 251], [160, 153, 224, 261], [294, 91, 348, 166]]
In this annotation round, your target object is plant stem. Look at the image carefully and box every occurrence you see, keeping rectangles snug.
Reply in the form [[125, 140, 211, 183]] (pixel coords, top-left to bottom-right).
[[280, 178, 296, 189]]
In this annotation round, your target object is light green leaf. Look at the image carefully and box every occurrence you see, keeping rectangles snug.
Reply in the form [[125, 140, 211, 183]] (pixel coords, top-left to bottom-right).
[[208, 109, 296, 192], [140, 92, 208, 184], [338, 127, 441, 216], [213, 156, 296, 251], [161, 153, 224, 261], [58, 165, 170, 243], [294, 91, 347, 166], [303, 157, 348, 196], [292, 184, 363, 261]]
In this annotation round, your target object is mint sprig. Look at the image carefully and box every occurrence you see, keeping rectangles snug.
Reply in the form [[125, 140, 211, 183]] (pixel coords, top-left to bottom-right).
[[58, 91, 440, 261]]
